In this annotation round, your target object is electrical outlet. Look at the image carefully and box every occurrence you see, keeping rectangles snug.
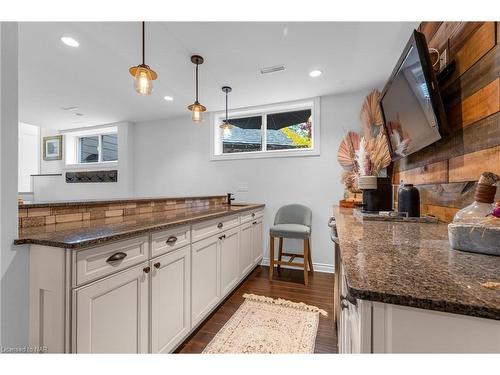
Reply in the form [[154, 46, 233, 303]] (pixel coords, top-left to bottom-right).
[[237, 182, 249, 192], [439, 49, 447, 71]]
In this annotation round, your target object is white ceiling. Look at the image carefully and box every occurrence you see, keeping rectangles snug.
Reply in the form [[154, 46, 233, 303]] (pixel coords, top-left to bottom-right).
[[19, 22, 419, 129]]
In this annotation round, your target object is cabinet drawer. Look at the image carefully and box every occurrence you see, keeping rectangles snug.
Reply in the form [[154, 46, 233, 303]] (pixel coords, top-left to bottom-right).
[[192, 215, 240, 243], [75, 236, 149, 286], [240, 209, 263, 224], [151, 225, 190, 258]]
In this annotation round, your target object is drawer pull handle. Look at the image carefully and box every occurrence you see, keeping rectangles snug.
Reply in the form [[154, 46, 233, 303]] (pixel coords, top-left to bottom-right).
[[340, 293, 357, 306], [340, 300, 349, 310], [251, 213, 255, 217], [252, 221, 257, 225], [217, 222, 223, 229], [154, 262, 161, 269], [106, 252, 127, 263], [143, 266, 151, 274], [166, 236, 178, 244], [219, 234, 226, 240]]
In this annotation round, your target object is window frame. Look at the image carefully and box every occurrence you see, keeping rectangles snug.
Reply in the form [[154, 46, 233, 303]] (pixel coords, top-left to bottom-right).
[[210, 97, 320, 160]]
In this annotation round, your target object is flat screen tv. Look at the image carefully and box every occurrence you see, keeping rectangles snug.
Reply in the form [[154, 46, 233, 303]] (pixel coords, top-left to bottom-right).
[[380, 30, 448, 160]]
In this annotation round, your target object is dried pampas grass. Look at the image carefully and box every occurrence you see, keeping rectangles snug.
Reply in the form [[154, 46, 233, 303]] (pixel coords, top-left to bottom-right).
[[360, 90, 383, 141], [368, 131, 391, 176]]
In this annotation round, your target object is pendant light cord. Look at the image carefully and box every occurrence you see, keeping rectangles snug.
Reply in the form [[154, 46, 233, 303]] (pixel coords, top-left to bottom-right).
[[142, 21, 145, 65], [225, 91, 228, 122], [195, 63, 199, 103]]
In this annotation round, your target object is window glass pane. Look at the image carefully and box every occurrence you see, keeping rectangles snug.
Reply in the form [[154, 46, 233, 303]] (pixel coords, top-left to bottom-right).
[[79, 136, 99, 163], [101, 134, 118, 161], [221, 115, 262, 153], [266, 109, 312, 150]]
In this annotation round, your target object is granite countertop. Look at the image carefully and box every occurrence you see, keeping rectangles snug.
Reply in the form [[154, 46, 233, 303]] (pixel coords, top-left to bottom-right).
[[333, 207, 500, 320], [15, 203, 264, 249]]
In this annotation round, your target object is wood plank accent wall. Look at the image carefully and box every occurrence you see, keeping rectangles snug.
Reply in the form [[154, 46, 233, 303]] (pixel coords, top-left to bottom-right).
[[392, 22, 500, 222]]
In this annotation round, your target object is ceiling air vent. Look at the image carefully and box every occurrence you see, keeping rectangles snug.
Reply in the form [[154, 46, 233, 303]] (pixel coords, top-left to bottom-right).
[[260, 65, 285, 75]]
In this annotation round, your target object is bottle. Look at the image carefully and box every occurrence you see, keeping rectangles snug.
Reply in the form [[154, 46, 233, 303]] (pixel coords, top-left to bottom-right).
[[453, 183, 497, 223], [398, 183, 420, 217]]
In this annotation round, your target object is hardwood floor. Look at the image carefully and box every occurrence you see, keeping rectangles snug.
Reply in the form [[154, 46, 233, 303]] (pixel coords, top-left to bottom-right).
[[176, 265, 338, 353]]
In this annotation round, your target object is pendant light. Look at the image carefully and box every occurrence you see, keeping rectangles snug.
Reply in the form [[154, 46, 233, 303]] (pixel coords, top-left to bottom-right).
[[129, 22, 157, 95], [187, 55, 206, 123], [219, 86, 233, 136]]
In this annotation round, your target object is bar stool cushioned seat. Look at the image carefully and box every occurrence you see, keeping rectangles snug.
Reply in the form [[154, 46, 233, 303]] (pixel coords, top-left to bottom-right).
[[270, 224, 310, 239], [269, 204, 313, 285]]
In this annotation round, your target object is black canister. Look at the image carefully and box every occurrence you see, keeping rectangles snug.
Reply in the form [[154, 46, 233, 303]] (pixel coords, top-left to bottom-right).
[[362, 177, 393, 212], [398, 183, 420, 217]]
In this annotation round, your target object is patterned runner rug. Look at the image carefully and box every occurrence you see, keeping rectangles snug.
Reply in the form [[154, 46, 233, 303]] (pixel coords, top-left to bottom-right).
[[203, 293, 327, 354]]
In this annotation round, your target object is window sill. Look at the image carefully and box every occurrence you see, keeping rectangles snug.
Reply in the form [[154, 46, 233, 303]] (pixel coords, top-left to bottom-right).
[[210, 148, 320, 161], [63, 161, 118, 171]]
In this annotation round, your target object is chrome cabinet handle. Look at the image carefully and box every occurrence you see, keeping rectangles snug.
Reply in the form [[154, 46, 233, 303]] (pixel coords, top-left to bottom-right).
[[217, 222, 223, 229], [328, 216, 336, 228], [251, 213, 255, 217], [153, 262, 161, 269], [218, 234, 226, 240], [143, 266, 151, 274], [166, 236, 177, 244], [340, 293, 357, 306], [106, 252, 127, 263], [252, 221, 257, 225]]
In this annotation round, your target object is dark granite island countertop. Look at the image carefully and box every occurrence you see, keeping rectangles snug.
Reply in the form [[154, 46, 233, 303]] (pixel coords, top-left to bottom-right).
[[15, 203, 265, 249], [333, 207, 500, 320]]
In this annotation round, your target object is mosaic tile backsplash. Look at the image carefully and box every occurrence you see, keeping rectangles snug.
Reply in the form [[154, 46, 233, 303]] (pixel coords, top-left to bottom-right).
[[18, 196, 228, 228]]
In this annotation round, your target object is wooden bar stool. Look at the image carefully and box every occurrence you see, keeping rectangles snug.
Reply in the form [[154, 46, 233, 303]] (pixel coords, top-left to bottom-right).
[[268, 204, 313, 285]]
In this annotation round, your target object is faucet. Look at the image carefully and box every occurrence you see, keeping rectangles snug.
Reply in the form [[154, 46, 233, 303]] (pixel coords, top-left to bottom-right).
[[227, 193, 235, 205]]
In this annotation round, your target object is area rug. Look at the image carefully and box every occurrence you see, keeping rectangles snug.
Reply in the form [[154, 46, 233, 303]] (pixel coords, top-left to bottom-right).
[[202, 293, 328, 354]]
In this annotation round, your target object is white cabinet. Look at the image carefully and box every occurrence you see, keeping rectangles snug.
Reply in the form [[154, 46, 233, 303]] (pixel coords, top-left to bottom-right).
[[220, 226, 240, 297], [239, 221, 254, 277], [191, 234, 220, 326], [73, 263, 149, 353], [29, 208, 265, 353], [151, 246, 191, 353], [251, 218, 263, 264]]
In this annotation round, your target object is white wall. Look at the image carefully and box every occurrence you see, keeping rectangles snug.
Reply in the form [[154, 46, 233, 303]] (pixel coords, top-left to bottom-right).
[[18, 122, 40, 192], [33, 121, 134, 201], [133, 91, 369, 269], [1, 22, 29, 348]]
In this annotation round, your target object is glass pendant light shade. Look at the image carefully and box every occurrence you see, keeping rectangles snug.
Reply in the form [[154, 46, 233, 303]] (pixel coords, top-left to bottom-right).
[[188, 102, 206, 123], [220, 121, 233, 137], [132, 65, 154, 95]]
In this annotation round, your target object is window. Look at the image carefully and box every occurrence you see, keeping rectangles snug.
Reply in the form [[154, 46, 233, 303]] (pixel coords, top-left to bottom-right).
[[64, 126, 119, 166], [77, 134, 118, 163], [212, 98, 319, 159]]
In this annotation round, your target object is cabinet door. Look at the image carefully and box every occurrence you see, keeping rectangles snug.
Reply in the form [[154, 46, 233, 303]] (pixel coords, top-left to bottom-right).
[[191, 234, 220, 326], [220, 227, 240, 297], [74, 263, 149, 353], [239, 221, 254, 277], [251, 218, 263, 264], [151, 246, 191, 353]]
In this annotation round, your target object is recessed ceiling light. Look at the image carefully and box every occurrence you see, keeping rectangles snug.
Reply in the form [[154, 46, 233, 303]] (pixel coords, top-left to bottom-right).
[[60, 36, 79, 47], [309, 70, 322, 78], [163, 96, 174, 101]]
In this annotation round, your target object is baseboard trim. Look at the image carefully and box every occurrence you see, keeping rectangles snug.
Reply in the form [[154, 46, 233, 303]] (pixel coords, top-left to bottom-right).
[[260, 257, 334, 274]]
